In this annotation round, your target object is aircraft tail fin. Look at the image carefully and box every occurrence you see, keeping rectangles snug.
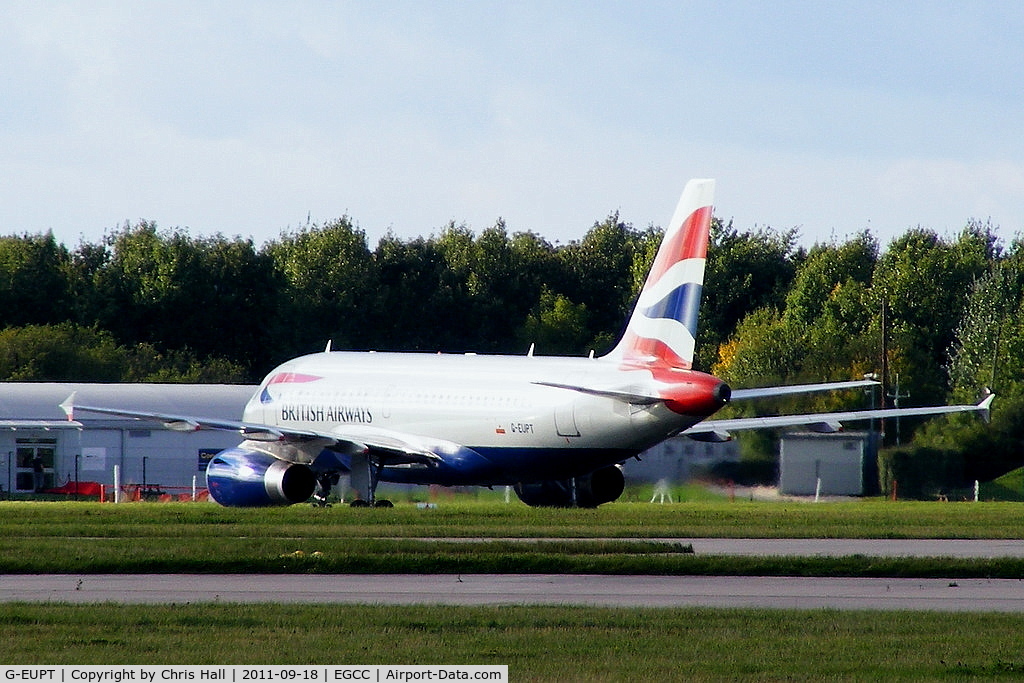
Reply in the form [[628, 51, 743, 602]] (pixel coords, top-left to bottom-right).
[[604, 178, 715, 369]]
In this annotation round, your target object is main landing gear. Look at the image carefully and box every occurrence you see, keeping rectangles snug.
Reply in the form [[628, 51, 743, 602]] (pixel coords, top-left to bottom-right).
[[312, 454, 394, 508], [312, 472, 339, 508]]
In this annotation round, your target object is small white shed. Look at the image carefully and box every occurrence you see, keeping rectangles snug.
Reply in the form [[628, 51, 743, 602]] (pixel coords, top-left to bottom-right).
[[779, 432, 878, 496]]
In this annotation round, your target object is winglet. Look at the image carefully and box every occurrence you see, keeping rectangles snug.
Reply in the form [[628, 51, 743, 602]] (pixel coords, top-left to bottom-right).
[[978, 391, 995, 423], [59, 393, 76, 422]]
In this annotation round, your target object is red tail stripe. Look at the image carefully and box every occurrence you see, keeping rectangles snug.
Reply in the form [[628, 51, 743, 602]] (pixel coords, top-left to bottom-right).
[[646, 206, 712, 284], [618, 335, 692, 371]]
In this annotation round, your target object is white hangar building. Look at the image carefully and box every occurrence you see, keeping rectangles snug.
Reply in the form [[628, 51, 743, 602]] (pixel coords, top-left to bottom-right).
[[0, 383, 254, 497]]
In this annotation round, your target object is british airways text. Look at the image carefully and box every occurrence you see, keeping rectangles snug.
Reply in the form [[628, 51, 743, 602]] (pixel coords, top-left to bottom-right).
[[279, 405, 372, 424]]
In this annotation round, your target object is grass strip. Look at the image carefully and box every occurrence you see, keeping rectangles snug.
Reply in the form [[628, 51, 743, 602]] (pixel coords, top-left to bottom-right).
[[5, 500, 1024, 577], [3, 536, 1024, 577], [7, 499, 1024, 539], [3, 603, 1024, 679]]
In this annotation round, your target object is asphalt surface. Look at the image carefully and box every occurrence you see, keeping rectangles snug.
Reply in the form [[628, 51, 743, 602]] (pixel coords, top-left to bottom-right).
[[683, 538, 1024, 557], [5, 573, 1024, 612], [3, 538, 1024, 611]]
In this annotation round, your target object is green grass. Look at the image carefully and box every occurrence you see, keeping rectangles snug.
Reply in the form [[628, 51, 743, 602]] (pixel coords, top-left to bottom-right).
[[6, 499, 1024, 678], [7, 498, 1024, 539], [7, 534, 1024, 577], [4, 499, 1024, 577], [981, 467, 1024, 502], [0, 495, 1012, 533], [3, 603, 1024, 679]]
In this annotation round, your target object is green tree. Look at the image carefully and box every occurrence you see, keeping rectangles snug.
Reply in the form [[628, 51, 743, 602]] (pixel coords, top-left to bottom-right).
[[66, 239, 113, 325], [949, 250, 1024, 399], [456, 221, 524, 351], [89, 222, 278, 377], [370, 234, 450, 351], [698, 220, 802, 370], [0, 323, 247, 383], [871, 225, 997, 405], [784, 233, 880, 385], [881, 387, 1024, 498], [558, 214, 648, 354], [123, 343, 249, 383], [386, 222, 559, 354], [516, 287, 591, 355], [0, 323, 125, 381], [713, 307, 803, 388], [783, 231, 877, 328], [267, 217, 374, 357], [0, 232, 71, 327]]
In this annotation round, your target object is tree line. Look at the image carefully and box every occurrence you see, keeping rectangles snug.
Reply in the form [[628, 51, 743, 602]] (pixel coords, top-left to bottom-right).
[[0, 214, 664, 381], [2, 213, 1023, 495]]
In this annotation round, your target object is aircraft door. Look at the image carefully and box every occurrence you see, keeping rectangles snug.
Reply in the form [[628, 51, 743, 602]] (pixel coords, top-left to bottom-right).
[[554, 377, 581, 437], [555, 400, 580, 437]]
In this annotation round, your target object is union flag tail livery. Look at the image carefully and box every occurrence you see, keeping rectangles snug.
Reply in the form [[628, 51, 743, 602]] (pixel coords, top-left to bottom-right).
[[65, 179, 995, 508], [606, 178, 714, 369]]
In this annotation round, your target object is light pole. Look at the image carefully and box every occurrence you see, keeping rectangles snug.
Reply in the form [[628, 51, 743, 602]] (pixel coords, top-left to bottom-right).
[[864, 372, 880, 459], [887, 374, 910, 446]]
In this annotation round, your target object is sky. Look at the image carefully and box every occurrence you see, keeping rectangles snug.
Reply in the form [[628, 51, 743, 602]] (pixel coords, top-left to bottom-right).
[[2, 1, 1023, 250]]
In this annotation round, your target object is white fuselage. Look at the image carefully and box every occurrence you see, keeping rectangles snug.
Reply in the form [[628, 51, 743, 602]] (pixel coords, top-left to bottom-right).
[[242, 351, 723, 484]]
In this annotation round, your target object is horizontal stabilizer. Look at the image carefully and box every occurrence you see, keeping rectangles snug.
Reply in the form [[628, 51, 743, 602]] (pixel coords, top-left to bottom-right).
[[687, 430, 732, 443], [731, 379, 880, 401], [532, 381, 663, 405], [684, 393, 994, 441]]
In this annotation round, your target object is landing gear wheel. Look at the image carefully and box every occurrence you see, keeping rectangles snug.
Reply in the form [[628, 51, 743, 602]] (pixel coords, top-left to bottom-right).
[[349, 499, 371, 508], [373, 499, 394, 508], [312, 472, 339, 507]]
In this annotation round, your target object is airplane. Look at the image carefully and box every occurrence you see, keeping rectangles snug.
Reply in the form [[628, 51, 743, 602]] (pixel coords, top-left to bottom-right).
[[62, 179, 994, 508]]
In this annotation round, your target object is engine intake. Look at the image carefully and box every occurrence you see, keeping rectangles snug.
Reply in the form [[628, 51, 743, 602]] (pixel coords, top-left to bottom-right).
[[206, 447, 316, 507]]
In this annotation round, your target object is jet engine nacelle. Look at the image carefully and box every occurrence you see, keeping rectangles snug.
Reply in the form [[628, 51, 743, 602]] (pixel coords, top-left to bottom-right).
[[206, 447, 317, 507], [513, 465, 625, 508]]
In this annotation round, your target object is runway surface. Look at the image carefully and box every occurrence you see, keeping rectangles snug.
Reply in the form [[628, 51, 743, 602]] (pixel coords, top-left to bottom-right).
[[5, 573, 1024, 611], [682, 538, 1024, 557], [5, 538, 1024, 611]]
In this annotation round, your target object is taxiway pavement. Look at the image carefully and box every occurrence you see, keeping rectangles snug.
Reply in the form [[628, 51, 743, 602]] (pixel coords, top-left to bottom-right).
[[4, 573, 1024, 612], [6, 538, 1024, 611]]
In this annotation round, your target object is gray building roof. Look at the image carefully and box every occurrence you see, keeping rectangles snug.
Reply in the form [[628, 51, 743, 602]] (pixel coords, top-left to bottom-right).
[[0, 383, 257, 424]]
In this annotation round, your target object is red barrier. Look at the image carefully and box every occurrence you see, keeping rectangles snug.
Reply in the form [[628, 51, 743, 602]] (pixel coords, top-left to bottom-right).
[[105, 484, 210, 502], [46, 481, 210, 502], [45, 481, 104, 497]]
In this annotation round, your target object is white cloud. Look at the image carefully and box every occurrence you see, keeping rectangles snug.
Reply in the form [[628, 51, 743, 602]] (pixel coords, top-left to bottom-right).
[[879, 159, 1024, 228]]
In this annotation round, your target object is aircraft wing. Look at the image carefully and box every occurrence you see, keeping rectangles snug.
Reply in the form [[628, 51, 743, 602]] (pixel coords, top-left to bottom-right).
[[730, 379, 880, 401], [61, 394, 320, 441], [683, 393, 994, 442], [60, 394, 442, 467]]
